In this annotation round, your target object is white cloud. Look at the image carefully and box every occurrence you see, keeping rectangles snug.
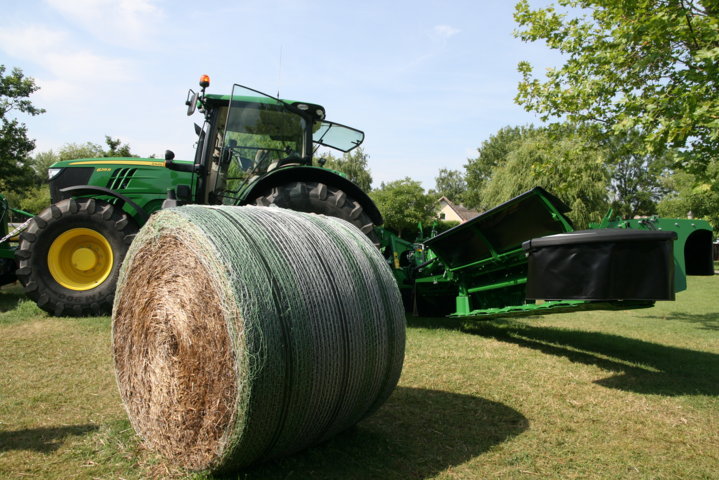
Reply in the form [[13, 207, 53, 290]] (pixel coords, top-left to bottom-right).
[[391, 24, 462, 75], [44, 51, 134, 82], [0, 25, 136, 102], [44, 0, 164, 48], [433, 24, 461, 39], [0, 25, 68, 59]]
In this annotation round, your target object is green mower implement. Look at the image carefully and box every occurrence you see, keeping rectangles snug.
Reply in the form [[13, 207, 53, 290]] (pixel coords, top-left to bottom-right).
[[381, 187, 714, 320]]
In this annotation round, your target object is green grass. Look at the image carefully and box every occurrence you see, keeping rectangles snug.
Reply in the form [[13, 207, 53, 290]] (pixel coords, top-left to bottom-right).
[[1, 277, 718, 479]]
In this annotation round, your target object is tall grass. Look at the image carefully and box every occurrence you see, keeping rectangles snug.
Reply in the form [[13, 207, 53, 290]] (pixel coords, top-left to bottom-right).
[[1, 276, 717, 479]]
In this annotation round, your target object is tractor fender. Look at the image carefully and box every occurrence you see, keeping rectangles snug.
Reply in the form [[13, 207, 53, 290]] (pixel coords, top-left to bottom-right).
[[241, 166, 383, 225], [59, 185, 150, 225]]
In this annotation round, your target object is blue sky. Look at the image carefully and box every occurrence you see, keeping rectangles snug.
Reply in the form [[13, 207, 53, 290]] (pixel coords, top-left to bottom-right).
[[0, 0, 560, 189]]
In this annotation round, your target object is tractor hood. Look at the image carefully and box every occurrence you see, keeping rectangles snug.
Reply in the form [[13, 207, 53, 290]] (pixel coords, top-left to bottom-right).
[[46, 157, 195, 215]]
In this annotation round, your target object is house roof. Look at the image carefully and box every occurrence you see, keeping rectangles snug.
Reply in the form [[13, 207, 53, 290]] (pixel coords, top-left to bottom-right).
[[438, 196, 480, 222]]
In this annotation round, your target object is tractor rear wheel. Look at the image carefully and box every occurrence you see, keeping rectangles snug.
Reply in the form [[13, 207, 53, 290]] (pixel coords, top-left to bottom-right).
[[253, 181, 378, 243], [16, 198, 138, 316]]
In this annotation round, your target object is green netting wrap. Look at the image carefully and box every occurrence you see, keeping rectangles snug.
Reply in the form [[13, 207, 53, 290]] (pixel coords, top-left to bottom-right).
[[111, 205, 405, 472]]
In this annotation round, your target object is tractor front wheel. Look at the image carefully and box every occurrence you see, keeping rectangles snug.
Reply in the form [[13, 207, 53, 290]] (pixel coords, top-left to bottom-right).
[[253, 181, 378, 243], [16, 198, 138, 316]]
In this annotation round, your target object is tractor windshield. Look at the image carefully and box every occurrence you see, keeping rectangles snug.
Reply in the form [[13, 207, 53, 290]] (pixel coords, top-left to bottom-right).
[[223, 88, 306, 173], [212, 85, 309, 202]]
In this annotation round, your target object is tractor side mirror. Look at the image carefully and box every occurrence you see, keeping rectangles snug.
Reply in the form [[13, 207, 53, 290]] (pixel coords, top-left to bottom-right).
[[165, 150, 175, 161], [186, 89, 199, 116]]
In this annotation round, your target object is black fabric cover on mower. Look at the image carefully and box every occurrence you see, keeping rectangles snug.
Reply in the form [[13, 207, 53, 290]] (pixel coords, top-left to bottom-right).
[[522, 229, 677, 301]]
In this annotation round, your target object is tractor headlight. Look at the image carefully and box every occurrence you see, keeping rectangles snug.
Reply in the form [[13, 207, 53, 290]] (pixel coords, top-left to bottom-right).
[[48, 168, 63, 181]]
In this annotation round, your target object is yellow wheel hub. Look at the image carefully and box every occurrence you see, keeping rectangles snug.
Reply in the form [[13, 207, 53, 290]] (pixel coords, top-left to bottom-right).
[[48, 228, 114, 291]]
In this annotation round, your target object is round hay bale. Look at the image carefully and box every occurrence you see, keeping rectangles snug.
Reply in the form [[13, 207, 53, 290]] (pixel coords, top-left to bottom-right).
[[111, 205, 405, 472]]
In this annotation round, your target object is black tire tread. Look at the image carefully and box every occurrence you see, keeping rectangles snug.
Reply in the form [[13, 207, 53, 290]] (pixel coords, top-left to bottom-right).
[[253, 181, 379, 244]]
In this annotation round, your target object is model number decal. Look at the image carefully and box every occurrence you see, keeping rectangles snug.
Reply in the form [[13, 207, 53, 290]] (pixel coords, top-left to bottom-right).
[[96, 168, 112, 172]]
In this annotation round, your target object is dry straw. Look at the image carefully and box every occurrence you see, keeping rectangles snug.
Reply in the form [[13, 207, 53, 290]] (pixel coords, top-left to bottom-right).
[[111, 205, 406, 472]]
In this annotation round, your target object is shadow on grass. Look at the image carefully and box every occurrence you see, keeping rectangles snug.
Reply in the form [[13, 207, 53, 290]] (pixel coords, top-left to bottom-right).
[[0, 424, 98, 453], [643, 311, 719, 332], [464, 321, 719, 396], [223, 387, 527, 480], [0, 283, 24, 313]]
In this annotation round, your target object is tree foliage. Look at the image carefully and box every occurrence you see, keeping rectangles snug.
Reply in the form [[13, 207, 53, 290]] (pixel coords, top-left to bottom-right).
[[321, 146, 373, 192], [432, 168, 467, 204], [0, 65, 44, 195], [370, 178, 437, 238], [514, 0, 719, 174], [478, 126, 609, 228], [603, 131, 672, 218], [464, 125, 535, 210], [103, 135, 133, 158], [466, 123, 673, 221]]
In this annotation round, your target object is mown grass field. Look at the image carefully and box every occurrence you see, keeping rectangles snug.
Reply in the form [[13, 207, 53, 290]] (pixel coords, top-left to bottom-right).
[[1, 276, 718, 479]]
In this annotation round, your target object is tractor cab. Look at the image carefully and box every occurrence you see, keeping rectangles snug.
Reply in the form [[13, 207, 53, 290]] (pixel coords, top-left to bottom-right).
[[181, 79, 364, 205]]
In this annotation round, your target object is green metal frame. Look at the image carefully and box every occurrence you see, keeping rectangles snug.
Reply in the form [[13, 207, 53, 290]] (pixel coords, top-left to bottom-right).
[[450, 299, 655, 320]]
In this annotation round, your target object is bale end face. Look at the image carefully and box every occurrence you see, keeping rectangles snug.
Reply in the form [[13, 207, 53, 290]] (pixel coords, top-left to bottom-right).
[[113, 233, 240, 470]]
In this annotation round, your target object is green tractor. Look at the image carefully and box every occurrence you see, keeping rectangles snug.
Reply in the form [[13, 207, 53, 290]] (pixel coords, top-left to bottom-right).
[[13, 76, 382, 316]]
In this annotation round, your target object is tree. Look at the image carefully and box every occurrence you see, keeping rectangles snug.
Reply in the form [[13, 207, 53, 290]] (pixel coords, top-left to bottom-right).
[[59, 142, 106, 161], [514, 1, 719, 174], [369, 178, 437, 238], [104, 135, 133, 157], [479, 126, 609, 228], [0, 65, 44, 195], [464, 125, 535, 210], [433, 168, 467, 204], [602, 132, 672, 218], [321, 146, 373, 192]]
